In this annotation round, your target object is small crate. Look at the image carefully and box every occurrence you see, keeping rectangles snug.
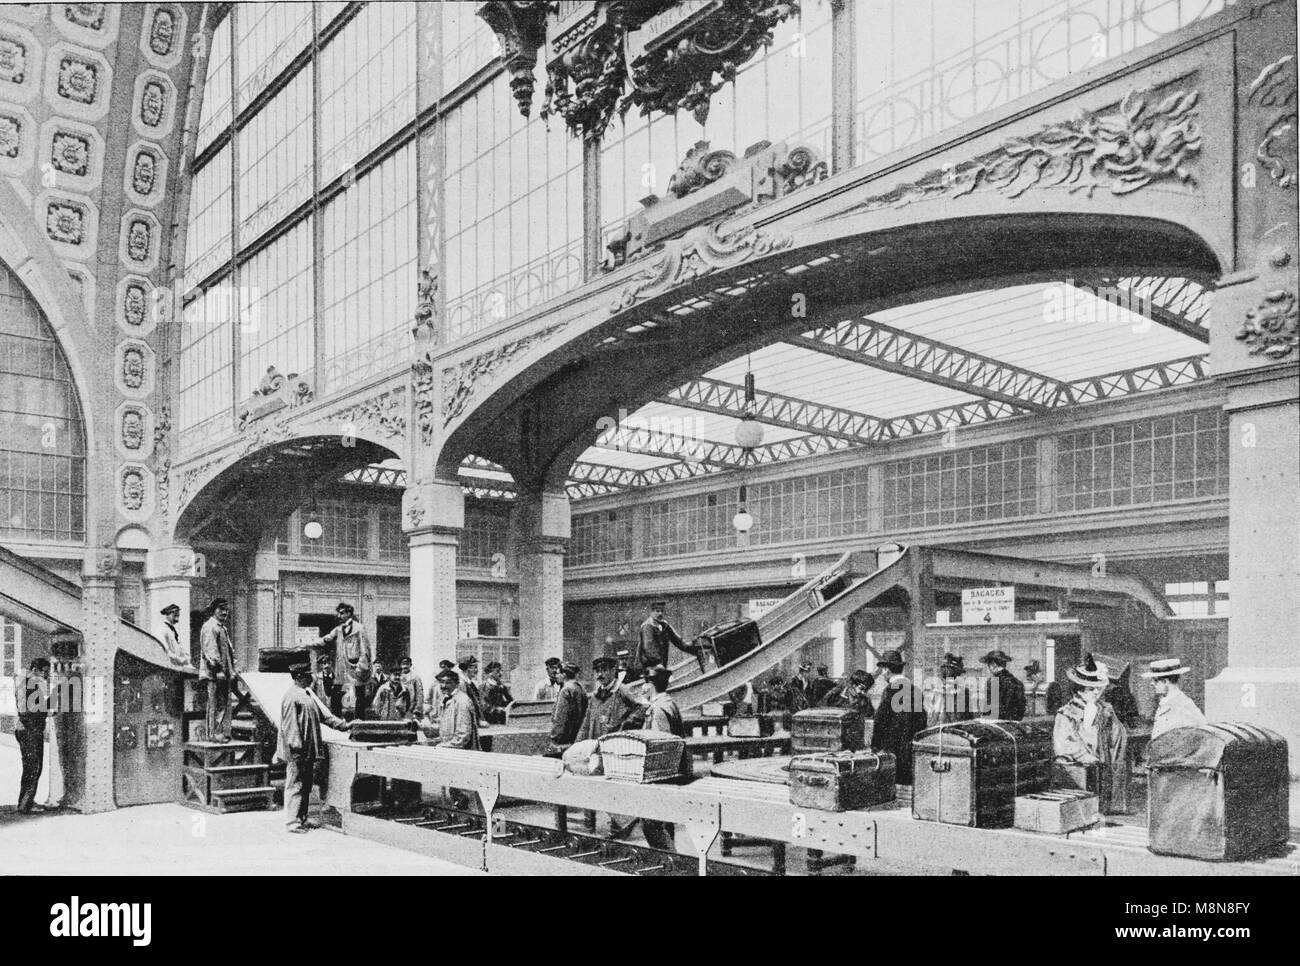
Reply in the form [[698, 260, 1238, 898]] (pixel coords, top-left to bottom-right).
[[598, 730, 686, 784], [701, 701, 735, 718], [1014, 789, 1099, 834]]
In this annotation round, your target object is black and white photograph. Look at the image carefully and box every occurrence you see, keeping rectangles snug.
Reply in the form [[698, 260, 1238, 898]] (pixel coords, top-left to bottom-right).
[[0, 0, 1297, 925]]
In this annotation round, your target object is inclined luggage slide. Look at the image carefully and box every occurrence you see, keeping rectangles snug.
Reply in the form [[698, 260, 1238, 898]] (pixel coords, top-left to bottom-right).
[[0, 544, 190, 675], [505, 546, 912, 723], [666, 546, 913, 711]]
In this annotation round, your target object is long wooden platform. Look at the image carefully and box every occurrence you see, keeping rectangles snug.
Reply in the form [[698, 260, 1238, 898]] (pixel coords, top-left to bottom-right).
[[328, 742, 1299, 876]]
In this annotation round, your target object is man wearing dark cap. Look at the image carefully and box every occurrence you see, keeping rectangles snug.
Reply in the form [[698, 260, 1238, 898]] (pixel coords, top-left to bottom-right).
[[1025, 660, 1067, 714], [930, 653, 976, 726], [14, 658, 51, 813], [457, 655, 485, 723], [576, 656, 646, 742], [547, 661, 588, 754], [157, 603, 188, 667], [432, 668, 479, 750], [481, 660, 513, 724], [635, 601, 699, 673], [787, 661, 815, 711], [870, 649, 926, 784], [980, 650, 1026, 721], [277, 660, 353, 832], [825, 669, 875, 718], [199, 598, 236, 742], [534, 657, 563, 702]]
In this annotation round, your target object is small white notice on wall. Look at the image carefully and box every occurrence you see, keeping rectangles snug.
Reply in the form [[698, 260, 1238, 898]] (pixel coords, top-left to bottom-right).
[[961, 586, 1015, 624]]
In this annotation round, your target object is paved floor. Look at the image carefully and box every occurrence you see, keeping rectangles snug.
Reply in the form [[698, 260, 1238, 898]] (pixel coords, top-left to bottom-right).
[[0, 736, 479, 876]]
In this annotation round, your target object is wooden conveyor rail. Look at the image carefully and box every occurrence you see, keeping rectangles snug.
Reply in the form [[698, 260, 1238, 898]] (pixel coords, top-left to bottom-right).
[[342, 744, 1299, 876]]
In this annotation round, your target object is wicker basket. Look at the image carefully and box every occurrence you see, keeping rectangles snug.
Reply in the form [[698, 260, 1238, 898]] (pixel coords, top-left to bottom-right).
[[598, 730, 686, 784]]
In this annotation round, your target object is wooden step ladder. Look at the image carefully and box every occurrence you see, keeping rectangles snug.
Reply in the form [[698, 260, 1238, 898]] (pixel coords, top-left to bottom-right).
[[180, 740, 275, 814]]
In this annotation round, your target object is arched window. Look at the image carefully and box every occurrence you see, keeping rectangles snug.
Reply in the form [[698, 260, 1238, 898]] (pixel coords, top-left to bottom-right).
[[0, 259, 87, 543]]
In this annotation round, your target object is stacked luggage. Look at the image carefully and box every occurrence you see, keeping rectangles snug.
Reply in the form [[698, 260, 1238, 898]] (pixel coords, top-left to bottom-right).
[[911, 720, 1053, 828], [791, 708, 864, 753]]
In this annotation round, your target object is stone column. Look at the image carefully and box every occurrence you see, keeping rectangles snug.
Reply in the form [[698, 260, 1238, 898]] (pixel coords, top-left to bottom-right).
[[404, 480, 463, 681], [514, 489, 570, 687], [247, 535, 280, 657], [77, 552, 120, 814], [144, 545, 195, 663], [1202, 0, 1300, 771]]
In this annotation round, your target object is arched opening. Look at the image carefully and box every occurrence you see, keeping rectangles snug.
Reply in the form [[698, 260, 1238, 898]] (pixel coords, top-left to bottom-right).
[[0, 257, 88, 547]]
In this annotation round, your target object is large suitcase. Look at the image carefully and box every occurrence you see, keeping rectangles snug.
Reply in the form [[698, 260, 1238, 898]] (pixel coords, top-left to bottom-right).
[[806, 570, 852, 610], [790, 750, 896, 811], [792, 708, 864, 754], [696, 618, 761, 671], [912, 720, 1053, 827], [1147, 722, 1289, 861]]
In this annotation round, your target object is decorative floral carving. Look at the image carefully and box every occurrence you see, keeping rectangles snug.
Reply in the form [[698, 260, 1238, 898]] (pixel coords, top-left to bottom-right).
[[57, 55, 98, 104], [237, 366, 314, 431], [666, 141, 739, 199], [148, 8, 176, 55], [122, 346, 146, 389], [96, 550, 118, 576], [1248, 55, 1297, 190], [760, 141, 829, 201], [412, 358, 437, 447], [842, 87, 1202, 217], [131, 148, 157, 195], [126, 217, 152, 262], [51, 131, 90, 176], [406, 492, 426, 529], [156, 457, 170, 518], [412, 265, 439, 344], [122, 468, 146, 511], [176, 456, 225, 510], [440, 323, 566, 426], [139, 80, 166, 127], [610, 221, 792, 314], [623, 0, 800, 127], [1236, 289, 1298, 360], [240, 420, 295, 455], [121, 408, 145, 450], [0, 36, 27, 85], [153, 405, 170, 455], [123, 282, 147, 326], [328, 388, 407, 440], [65, 4, 107, 31], [46, 200, 86, 245], [0, 114, 21, 158], [542, 8, 626, 139], [475, 2, 550, 118]]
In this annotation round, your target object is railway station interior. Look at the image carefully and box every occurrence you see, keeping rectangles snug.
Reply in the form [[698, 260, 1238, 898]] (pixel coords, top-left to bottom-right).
[[0, 0, 1297, 877]]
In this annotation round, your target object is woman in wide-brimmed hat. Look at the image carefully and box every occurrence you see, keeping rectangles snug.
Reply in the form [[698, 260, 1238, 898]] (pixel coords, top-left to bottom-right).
[[1053, 654, 1130, 813]]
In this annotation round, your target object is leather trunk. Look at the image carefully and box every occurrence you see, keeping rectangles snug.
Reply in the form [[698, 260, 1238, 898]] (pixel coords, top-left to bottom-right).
[[1147, 722, 1289, 861], [696, 618, 762, 669], [792, 708, 864, 754], [790, 750, 896, 811], [912, 720, 1052, 827]]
